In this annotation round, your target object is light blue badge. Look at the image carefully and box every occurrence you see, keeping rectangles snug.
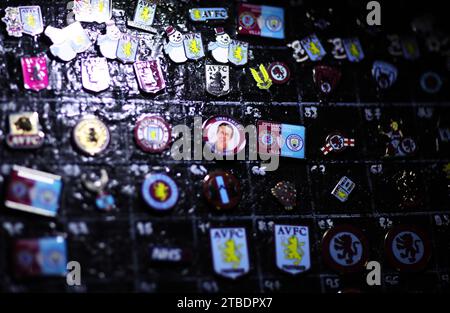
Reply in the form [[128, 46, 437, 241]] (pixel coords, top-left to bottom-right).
[[260, 5, 285, 39], [228, 40, 248, 66], [280, 124, 305, 159], [343, 38, 365, 62], [300, 34, 326, 61], [183, 33, 205, 60], [116, 35, 139, 63], [128, 0, 156, 32], [39, 237, 67, 276], [19, 6, 43, 36], [142, 173, 179, 211], [210, 227, 250, 279], [189, 8, 228, 22], [275, 225, 311, 275]]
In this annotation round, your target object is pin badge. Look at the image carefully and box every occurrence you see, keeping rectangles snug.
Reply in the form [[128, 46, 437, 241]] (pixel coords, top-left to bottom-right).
[[73, 115, 110, 156], [238, 4, 285, 39], [128, 0, 157, 32], [81, 57, 111, 92], [134, 115, 171, 153], [74, 0, 112, 23], [250, 64, 272, 90], [328, 38, 347, 60], [183, 32, 205, 61], [205, 65, 230, 97], [321, 132, 355, 155], [331, 176, 355, 202], [142, 173, 179, 211], [5, 166, 62, 217], [372, 61, 398, 89], [45, 22, 92, 62], [210, 227, 250, 279], [287, 40, 309, 63], [2, 6, 43, 37], [267, 62, 290, 84], [149, 245, 192, 264], [420, 71, 442, 94], [134, 59, 166, 93], [13, 236, 67, 278], [21, 56, 48, 91], [271, 181, 297, 210], [97, 20, 121, 59], [322, 225, 369, 273], [342, 38, 364, 62], [164, 26, 187, 63], [300, 34, 326, 61], [379, 120, 416, 157], [6, 112, 44, 149], [203, 171, 241, 210], [384, 225, 431, 272], [208, 27, 231, 64], [189, 8, 228, 22], [202, 116, 246, 157], [274, 225, 311, 275], [228, 40, 249, 66], [313, 65, 341, 95], [116, 34, 139, 63], [401, 36, 420, 60], [81, 169, 115, 211], [258, 121, 305, 159]]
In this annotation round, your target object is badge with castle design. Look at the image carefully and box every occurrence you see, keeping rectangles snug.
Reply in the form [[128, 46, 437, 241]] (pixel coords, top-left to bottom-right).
[[274, 225, 311, 275], [210, 227, 250, 279]]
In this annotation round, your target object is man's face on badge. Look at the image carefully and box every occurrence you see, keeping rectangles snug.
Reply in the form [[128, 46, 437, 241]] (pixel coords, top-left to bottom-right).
[[216, 124, 233, 152]]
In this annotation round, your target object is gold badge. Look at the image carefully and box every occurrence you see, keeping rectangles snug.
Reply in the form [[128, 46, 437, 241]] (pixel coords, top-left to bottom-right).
[[72, 115, 110, 156]]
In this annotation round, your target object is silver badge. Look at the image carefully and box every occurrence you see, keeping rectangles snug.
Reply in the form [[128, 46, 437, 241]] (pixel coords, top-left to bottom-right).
[[116, 34, 139, 63], [97, 20, 121, 60], [208, 27, 231, 64], [210, 227, 250, 279], [205, 65, 230, 97], [275, 225, 311, 275], [81, 57, 111, 92], [134, 59, 166, 93], [74, 0, 112, 24], [228, 40, 248, 66], [183, 33, 205, 61], [128, 0, 157, 33]]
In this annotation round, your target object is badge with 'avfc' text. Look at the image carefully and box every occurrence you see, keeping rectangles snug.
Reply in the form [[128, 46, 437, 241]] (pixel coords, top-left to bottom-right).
[[134, 60, 166, 93], [7, 112, 44, 149], [2, 6, 43, 37], [21, 56, 48, 91], [275, 225, 311, 275]]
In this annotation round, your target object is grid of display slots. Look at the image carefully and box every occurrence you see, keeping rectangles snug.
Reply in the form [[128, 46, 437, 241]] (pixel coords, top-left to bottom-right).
[[0, 0, 449, 293]]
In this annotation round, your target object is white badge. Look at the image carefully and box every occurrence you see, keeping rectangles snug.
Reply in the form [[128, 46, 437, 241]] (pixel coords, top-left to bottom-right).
[[274, 225, 311, 275], [81, 57, 111, 92]]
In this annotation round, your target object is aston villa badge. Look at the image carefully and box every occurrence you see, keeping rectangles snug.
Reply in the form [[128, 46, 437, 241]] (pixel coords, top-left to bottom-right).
[[116, 34, 139, 63], [183, 33, 205, 61], [205, 65, 230, 97], [128, 0, 157, 32], [134, 60, 166, 93], [21, 56, 48, 91], [81, 57, 111, 92], [274, 225, 311, 275], [7, 112, 45, 149], [2, 6, 43, 37], [141, 173, 179, 211], [74, 0, 112, 23]]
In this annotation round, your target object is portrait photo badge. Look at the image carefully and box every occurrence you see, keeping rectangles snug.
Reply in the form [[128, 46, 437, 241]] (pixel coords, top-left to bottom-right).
[[134, 115, 171, 153], [141, 173, 179, 211], [210, 227, 250, 279], [275, 225, 311, 275], [5, 166, 62, 217], [202, 116, 246, 157]]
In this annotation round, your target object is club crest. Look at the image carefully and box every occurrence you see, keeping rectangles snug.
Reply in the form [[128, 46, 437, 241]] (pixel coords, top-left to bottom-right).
[[81, 57, 111, 92], [206, 65, 230, 97], [128, 0, 157, 32], [228, 40, 248, 66], [275, 225, 311, 275], [134, 60, 166, 93], [21, 56, 48, 91], [183, 33, 205, 60]]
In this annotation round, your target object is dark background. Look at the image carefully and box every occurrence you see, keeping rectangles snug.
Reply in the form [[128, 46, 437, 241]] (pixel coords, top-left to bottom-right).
[[0, 0, 449, 293]]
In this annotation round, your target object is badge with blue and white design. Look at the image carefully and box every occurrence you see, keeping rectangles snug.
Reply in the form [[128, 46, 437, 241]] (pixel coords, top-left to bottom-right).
[[128, 0, 157, 32], [258, 121, 305, 159], [189, 8, 228, 22], [142, 173, 179, 211], [300, 34, 326, 61], [228, 40, 248, 66], [2, 6, 43, 37], [183, 33, 205, 61], [343, 38, 364, 62], [275, 225, 311, 275], [74, 0, 112, 24], [210, 227, 250, 279], [372, 61, 398, 89], [116, 34, 139, 63]]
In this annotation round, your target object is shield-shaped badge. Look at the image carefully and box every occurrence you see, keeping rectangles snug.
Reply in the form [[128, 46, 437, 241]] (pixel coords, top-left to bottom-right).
[[6, 112, 45, 149], [275, 225, 311, 275], [228, 40, 248, 66], [206, 65, 230, 97], [300, 34, 326, 61], [21, 56, 48, 91], [343, 38, 364, 62], [183, 33, 205, 61], [134, 60, 166, 93], [372, 61, 398, 89], [81, 57, 111, 92], [18, 6, 43, 36], [116, 34, 139, 63], [128, 0, 157, 32], [313, 65, 341, 95], [74, 0, 112, 23], [210, 227, 250, 279], [401, 36, 420, 60]]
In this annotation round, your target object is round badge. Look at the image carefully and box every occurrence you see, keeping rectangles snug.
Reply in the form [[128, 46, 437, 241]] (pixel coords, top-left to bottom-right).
[[326, 132, 346, 153], [268, 62, 290, 84], [134, 115, 171, 153], [265, 15, 283, 32], [239, 12, 256, 29], [73, 115, 110, 156], [286, 134, 303, 152], [384, 225, 431, 272], [141, 173, 179, 211], [203, 116, 246, 157], [322, 225, 369, 273], [399, 137, 417, 155], [203, 171, 241, 210], [420, 72, 442, 94]]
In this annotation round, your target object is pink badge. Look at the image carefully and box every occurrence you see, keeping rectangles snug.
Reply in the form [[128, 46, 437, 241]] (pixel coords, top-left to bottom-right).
[[21, 56, 48, 91]]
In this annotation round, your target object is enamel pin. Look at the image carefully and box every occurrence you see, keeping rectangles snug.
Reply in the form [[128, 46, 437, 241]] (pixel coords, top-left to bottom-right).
[[271, 181, 297, 210], [275, 225, 311, 275], [321, 132, 355, 155], [189, 8, 228, 22], [238, 4, 285, 39], [300, 34, 326, 61], [81, 57, 111, 92], [267, 62, 290, 84], [331, 176, 356, 202], [134, 59, 166, 93], [2, 6, 43, 37], [228, 40, 248, 66], [313, 65, 341, 95], [128, 0, 157, 33], [6, 112, 45, 149], [74, 0, 112, 24], [343, 38, 365, 62], [183, 32, 205, 61], [116, 34, 139, 63], [208, 27, 231, 64], [258, 121, 305, 159], [141, 173, 179, 211], [372, 61, 398, 89], [5, 166, 62, 217], [203, 171, 242, 211], [164, 26, 187, 63], [97, 20, 121, 59], [134, 115, 171, 153], [250, 64, 272, 90], [205, 65, 230, 97], [210, 227, 250, 279], [81, 169, 115, 211], [21, 56, 48, 91], [73, 115, 110, 156]]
